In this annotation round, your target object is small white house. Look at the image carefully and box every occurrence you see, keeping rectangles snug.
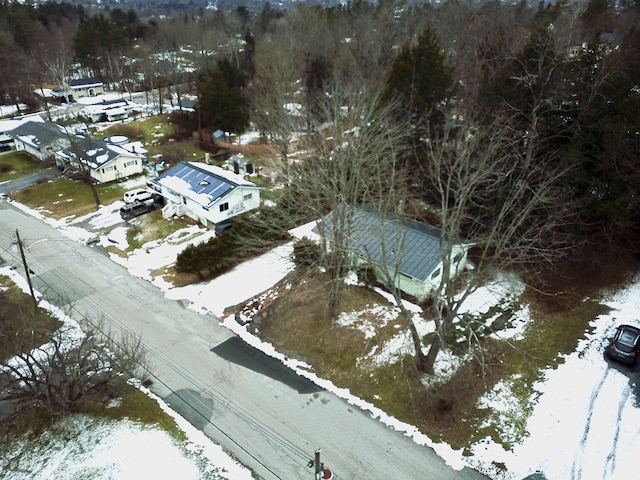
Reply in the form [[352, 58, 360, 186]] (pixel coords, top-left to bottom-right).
[[82, 98, 134, 123], [10, 120, 71, 161], [69, 77, 104, 99], [312, 206, 471, 302], [56, 137, 145, 183], [149, 161, 261, 228]]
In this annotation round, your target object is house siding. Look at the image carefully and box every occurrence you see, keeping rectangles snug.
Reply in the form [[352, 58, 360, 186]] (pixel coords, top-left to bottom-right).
[[160, 185, 260, 227], [91, 155, 143, 183], [314, 206, 471, 302]]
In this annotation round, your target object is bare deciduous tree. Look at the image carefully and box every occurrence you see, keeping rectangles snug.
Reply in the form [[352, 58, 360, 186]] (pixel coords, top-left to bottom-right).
[[414, 116, 574, 374], [289, 83, 411, 318], [0, 321, 146, 416], [248, 38, 303, 183]]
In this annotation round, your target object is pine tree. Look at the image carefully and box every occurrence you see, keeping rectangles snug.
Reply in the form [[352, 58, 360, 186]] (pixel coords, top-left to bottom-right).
[[384, 24, 453, 127]]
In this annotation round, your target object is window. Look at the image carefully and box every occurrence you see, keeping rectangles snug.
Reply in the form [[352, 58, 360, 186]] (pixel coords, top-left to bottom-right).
[[219, 202, 229, 212], [124, 160, 138, 168], [453, 253, 462, 264], [431, 268, 441, 279], [243, 193, 253, 201], [102, 166, 116, 173]]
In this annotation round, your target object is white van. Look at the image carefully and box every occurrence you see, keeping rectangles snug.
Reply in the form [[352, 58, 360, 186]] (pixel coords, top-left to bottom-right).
[[124, 188, 153, 204]]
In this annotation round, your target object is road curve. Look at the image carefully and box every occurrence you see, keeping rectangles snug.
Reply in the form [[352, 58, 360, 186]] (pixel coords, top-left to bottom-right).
[[0, 199, 489, 480]]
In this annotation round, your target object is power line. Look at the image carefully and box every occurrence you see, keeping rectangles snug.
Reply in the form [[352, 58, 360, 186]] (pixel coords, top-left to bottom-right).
[[4, 245, 319, 480]]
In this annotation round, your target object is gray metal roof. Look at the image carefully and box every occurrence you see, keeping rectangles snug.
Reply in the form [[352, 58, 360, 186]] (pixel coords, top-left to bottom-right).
[[69, 77, 103, 87], [317, 206, 460, 281]]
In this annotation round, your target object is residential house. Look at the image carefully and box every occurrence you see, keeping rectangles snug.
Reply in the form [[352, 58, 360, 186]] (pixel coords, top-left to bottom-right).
[[69, 77, 104, 99], [0, 115, 44, 148], [82, 98, 134, 123], [149, 161, 261, 228], [10, 120, 71, 161], [56, 136, 145, 183], [311, 205, 471, 301]]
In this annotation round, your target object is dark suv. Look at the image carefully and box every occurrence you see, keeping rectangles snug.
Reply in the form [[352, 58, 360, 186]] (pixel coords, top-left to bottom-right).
[[605, 324, 640, 366], [120, 200, 154, 220]]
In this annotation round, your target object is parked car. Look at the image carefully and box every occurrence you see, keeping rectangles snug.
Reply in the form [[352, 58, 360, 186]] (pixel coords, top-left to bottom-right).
[[120, 200, 154, 220], [0, 144, 11, 152], [124, 188, 153, 204], [605, 324, 640, 365]]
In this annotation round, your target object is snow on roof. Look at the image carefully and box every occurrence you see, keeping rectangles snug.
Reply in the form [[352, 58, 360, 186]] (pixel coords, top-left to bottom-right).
[[154, 161, 257, 207], [0, 115, 44, 134]]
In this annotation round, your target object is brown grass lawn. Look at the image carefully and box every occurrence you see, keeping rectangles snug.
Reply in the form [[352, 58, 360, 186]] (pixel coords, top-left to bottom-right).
[[242, 252, 637, 451]]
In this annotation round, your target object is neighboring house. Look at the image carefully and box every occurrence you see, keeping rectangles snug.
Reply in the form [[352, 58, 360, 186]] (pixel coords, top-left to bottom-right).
[[56, 136, 145, 183], [69, 77, 104, 99], [311, 205, 471, 302], [149, 161, 261, 228], [82, 98, 134, 123], [0, 115, 44, 148], [10, 120, 71, 161]]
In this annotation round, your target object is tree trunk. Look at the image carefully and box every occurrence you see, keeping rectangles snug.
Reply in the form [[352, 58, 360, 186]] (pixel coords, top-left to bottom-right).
[[407, 315, 430, 372], [327, 276, 342, 319], [423, 333, 441, 375]]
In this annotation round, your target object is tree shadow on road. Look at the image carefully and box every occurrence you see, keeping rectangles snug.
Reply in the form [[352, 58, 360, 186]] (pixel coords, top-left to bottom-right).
[[165, 389, 214, 430], [211, 337, 324, 395]]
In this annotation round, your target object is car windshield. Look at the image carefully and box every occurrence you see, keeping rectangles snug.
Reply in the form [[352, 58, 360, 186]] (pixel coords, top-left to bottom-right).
[[618, 330, 640, 347]]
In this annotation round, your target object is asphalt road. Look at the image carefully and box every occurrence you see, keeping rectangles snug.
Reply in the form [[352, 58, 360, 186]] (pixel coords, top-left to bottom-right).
[[0, 199, 490, 480]]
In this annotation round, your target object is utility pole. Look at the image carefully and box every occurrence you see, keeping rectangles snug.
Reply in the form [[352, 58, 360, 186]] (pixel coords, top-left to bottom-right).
[[310, 448, 332, 480], [15, 229, 38, 309], [315, 449, 321, 479]]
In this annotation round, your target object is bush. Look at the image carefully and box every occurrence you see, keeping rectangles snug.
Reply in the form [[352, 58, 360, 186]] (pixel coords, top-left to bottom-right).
[[107, 123, 144, 140], [293, 237, 321, 268]]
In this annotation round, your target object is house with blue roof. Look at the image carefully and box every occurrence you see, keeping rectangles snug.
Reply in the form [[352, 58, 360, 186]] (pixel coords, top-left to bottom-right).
[[312, 205, 471, 301], [69, 77, 104, 99], [149, 161, 261, 228]]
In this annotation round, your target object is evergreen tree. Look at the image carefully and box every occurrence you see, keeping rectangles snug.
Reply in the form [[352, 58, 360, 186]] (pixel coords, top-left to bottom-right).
[[197, 58, 249, 134], [384, 23, 453, 127]]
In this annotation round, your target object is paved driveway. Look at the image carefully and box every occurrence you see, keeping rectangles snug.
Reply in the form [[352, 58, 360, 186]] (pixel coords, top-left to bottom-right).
[[0, 166, 62, 197]]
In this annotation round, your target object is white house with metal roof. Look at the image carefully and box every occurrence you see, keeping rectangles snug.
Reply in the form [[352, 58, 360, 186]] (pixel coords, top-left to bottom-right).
[[56, 136, 145, 183], [81, 98, 135, 123], [312, 206, 471, 301], [149, 161, 261, 227]]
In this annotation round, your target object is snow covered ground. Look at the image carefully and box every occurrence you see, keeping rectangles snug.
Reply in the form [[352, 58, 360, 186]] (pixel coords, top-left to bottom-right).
[[0, 267, 253, 480], [4, 189, 640, 480]]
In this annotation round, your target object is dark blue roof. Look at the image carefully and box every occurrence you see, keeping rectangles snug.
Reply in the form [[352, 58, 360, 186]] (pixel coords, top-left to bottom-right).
[[155, 161, 255, 207], [69, 77, 103, 87]]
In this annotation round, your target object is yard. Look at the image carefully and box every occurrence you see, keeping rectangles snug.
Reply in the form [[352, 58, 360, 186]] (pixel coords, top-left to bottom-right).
[[5, 136, 640, 479], [0, 151, 48, 182]]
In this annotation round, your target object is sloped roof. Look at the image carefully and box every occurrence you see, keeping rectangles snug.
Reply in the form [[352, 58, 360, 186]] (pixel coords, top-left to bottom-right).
[[69, 77, 103, 87], [60, 136, 144, 169], [316, 205, 464, 282], [154, 161, 257, 208], [10, 121, 68, 148]]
